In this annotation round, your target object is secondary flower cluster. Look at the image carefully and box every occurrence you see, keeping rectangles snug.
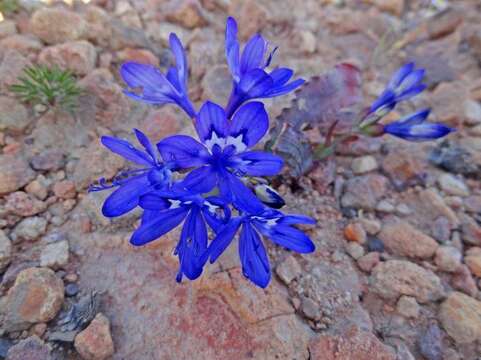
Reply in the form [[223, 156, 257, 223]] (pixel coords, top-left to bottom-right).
[[363, 63, 454, 141], [91, 17, 312, 288]]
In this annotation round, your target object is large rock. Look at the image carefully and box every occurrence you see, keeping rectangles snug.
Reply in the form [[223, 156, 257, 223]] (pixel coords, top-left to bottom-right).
[[74, 313, 114, 360], [439, 292, 481, 344], [72, 231, 313, 359], [2, 267, 64, 332], [0, 154, 35, 195], [378, 218, 438, 259], [370, 260, 444, 303], [30, 8, 87, 44], [38, 40, 97, 76], [308, 325, 396, 360], [0, 96, 30, 133]]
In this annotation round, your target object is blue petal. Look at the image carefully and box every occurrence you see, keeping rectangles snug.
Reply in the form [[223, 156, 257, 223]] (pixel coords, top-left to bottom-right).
[[384, 122, 454, 142], [225, 17, 240, 81], [387, 63, 414, 89], [396, 68, 424, 93], [157, 135, 209, 168], [176, 208, 208, 281], [122, 90, 173, 105], [235, 151, 284, 176], [279, 214, 316, 225], [269, 68, 293, 86], [395, 108, 430, 126], [138, 193, 171, 210], [261, 224, 315, 253], [134, 128, 157, 163], [169, 33, 188, 93], [101, 136, 153, 166], [221, 172, 264, 214], [229, 102, 269, 148], [102, 175, 151, 217], [262, 78, 305, 98], [130, 207, 188, 246], [208, 217, 242, 263], [239, 69, 274, 98], [240, 34, 267, 74], [239, 222, 271, 288], [120, 62, 178, 97], [195, 101, 228, 145], [396, 84, 426, 102], [181, 166, 217, 194]]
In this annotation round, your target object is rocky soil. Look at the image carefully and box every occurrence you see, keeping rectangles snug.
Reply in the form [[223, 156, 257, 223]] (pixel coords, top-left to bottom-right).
[[0, 0, 481, 359]]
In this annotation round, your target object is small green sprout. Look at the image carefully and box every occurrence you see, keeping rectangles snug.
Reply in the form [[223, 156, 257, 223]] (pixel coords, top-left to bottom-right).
[[0, 0, 19, 15], [10, 66, 82, 114]]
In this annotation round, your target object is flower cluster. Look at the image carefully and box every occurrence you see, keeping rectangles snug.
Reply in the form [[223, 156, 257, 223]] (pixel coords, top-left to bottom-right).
[[363, 63, 454, 141], [90, 17, 312, 288]]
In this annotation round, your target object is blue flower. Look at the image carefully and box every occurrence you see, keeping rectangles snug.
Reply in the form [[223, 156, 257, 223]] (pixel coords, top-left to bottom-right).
[[207, 209, 315, 288], [383, 109, 454, 141], [370, 63, 426, 116], [89, 129, 172, 218], [224, 17, 305, 117], [133, 191, 230, 282], [120, 34, 196, 118], [157, 101, 284, 214]]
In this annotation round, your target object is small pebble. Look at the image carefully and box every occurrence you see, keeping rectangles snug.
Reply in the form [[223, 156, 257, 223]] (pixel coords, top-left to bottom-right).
[[65, 283, 79, 297], [367, 237, 384, 253]]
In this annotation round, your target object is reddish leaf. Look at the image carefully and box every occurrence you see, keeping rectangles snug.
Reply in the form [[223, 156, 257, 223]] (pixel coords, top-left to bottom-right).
[[268, 63, 363, 176]]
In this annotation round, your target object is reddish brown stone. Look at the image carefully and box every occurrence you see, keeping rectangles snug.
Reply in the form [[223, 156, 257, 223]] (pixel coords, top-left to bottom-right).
[[74, 313, 114, 360], [3, 267, 64, 332], [309, 325, 396, 360], [53, 180, 77, 199]]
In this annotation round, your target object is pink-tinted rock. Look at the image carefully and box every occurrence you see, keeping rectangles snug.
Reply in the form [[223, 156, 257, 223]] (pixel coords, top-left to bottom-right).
[[0, 154, 35, 195], [427, 9, 463, 40], [371, 260, 444, 303], [72, 231, 312, 359], [0, 35, 42, 56], [228, 0, 269, 39], [357, 252, 380, 273], [72, 138, 125, 190], [3, 267, 64, 332], [308, 325, 396, 360], [451, 265, 478, 297], [378, 218, 438, 259], [30, 8, 87, 45], [116, 47, 159, 66], [38, 40, 97, 76], [439, 292, 481, 344], [53, 180, 76, 199], [78, 69, 132, 131], [164, 0, 207, 29], [74, 313, 114, 360], [0, 50, 32, 93], [4, 191, 46, 217]]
